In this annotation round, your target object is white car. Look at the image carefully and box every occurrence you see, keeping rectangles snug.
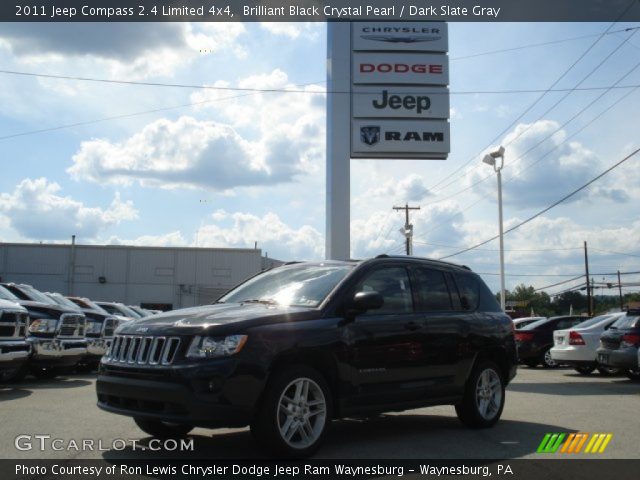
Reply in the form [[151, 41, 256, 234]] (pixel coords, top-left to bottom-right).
[[550, 312, 626, 375], [513, 316, 546, 330]]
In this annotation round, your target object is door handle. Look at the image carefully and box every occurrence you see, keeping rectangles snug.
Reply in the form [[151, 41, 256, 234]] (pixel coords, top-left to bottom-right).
[[404, 321, 421, 331]]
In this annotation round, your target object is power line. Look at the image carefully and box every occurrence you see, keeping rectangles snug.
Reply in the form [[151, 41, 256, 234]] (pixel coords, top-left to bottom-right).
[[421, 15, 635, 198], [438, 146, 640, 260], [413, 240, 583, 252], [414, 78, 640, 243], [591, 248, 640, 258], [449, 26, 640, 61], [0, 69, 638, 96]]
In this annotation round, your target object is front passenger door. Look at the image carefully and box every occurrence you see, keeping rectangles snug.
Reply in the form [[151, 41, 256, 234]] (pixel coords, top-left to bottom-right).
[[346, 265, 428, 406]]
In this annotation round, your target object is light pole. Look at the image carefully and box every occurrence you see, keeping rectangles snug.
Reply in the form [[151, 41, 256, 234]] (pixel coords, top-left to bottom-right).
[[483, 146, 506, 312]]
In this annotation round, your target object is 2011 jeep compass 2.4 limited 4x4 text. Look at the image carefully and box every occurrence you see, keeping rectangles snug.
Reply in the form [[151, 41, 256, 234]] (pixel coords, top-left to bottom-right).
[[97, 256, 517, 457]]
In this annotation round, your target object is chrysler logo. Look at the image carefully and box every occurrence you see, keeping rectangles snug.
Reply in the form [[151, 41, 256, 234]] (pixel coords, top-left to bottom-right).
[[360, 126, 380, 146], [361, 35, 442, 44]]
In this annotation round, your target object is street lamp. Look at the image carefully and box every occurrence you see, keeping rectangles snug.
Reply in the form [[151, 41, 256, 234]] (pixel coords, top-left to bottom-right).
[[482, 146, 506, 312]]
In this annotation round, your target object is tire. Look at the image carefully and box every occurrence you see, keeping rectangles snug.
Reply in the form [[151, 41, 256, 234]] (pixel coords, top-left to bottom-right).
[[542, 349, 558, 368], [30, 366, 59, 379], [0, 365, 27, 383], [251, 365, 332, 458], [76, 362, 99, 374], [597, 366, 622, 376], [133, 418, 193, 439], [625, 369, 640, 382], [455, 361, 505, 429], [574, 365, 596, 375]]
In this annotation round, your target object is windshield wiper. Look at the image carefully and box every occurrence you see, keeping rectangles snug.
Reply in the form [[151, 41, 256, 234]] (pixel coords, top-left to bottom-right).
[[241, 298, 278, 305]]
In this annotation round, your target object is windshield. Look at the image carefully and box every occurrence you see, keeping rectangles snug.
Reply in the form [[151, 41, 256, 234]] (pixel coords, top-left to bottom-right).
[[70, 297, 109, 314], [0, 285, 20, 301], [573, 314, 616, 329], [98, 302, 138, 317], [521, 317, 552, 330], [17, 285, 58, 305], [610, 313, 640, 330], [46, 293, 82, 311], [219, 263, 354, 308]]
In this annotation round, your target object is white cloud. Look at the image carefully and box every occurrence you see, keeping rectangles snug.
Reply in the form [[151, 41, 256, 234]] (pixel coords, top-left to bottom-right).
[[259, 22, 321, 40], [470, 120, 627, 209], [107, 231, 187, 247], [196, 211, 324, 260], [364, 174, 432, 203], [0, 178, 137, 240]]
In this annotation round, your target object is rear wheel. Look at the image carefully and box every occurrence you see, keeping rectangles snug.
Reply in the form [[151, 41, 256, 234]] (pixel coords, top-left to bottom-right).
[[542, 349, 557, 368], [251, 365, 331, 458], [133, 418, 193, 438], [574, 365, 596, 375], [597, 366, 621, 376], [625, 369, 640, 382], [455, 361, 505, 428], [0, 366, 27, 383]]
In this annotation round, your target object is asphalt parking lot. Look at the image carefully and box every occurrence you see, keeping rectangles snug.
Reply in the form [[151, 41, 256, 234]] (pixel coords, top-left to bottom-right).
[[1, 367, 638, 460]]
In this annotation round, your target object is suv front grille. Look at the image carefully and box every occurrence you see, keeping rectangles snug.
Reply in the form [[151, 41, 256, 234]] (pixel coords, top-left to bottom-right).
[[106, 335, 181, 366], [58, 313, 86, 337], [0, 312, 29, 338]]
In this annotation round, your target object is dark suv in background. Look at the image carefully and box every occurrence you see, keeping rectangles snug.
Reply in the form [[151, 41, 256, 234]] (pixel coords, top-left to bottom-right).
[[597, 310, 640, 381], [97, 256, 517, 457]]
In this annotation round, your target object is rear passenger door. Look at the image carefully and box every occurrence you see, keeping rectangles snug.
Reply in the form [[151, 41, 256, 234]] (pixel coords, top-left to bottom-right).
[[410, 266, 470, 398]]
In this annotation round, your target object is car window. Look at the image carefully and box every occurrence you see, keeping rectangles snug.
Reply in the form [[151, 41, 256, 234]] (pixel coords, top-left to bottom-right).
[[357, 267, 413, 315], [453, 273, 480, 311], [555, 319, 580, 330], [0, 285, 20, 301], [412, 267, 452, 311]]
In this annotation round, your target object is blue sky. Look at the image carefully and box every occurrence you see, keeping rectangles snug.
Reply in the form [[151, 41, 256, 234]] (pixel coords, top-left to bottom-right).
[[1, 21, 639, 295]]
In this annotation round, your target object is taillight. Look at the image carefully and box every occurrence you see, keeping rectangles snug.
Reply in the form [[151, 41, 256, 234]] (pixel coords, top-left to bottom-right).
[[569, 331, 586, 345], [621, 333, 640, 348], [515, 331, 534, 342]]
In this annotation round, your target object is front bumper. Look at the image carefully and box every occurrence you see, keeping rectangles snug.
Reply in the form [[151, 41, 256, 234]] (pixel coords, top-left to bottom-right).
[[87, 337, 112, 357], [96, 359, 264, 428], [28, 337, 88, 367], [596, 347, 638, 369], [0, 340, 31, 370]]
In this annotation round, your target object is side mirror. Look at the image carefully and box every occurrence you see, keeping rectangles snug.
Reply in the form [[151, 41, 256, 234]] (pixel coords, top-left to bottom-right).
[[353, 291, 384, 312]]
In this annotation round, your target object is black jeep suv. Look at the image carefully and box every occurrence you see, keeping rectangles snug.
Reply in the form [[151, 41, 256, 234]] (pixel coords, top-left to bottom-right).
[[97, 256, 517, 457]]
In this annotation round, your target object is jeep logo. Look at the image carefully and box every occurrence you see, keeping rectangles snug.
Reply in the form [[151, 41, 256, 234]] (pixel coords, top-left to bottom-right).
[[373, 90, 431, 114]]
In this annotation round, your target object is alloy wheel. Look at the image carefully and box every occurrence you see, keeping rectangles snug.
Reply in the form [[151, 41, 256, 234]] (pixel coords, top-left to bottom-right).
[[475, 368, 503, 421], [277, 377, 327, 449]]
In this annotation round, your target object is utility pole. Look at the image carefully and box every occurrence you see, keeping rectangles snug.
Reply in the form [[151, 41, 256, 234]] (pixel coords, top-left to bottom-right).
[[617, 270, 624, 311], [393, 204, 420, 255], [584, 241, 592, 316]]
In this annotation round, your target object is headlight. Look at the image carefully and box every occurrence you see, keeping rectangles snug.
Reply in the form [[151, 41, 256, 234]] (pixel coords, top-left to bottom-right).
[[186, 335, 248, 359], [86, 321, 102, 335], [29, 318, 58, 333]]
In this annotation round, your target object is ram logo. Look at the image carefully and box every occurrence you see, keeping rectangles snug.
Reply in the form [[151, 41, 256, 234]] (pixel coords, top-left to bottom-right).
[[360, 126, 380, 146]]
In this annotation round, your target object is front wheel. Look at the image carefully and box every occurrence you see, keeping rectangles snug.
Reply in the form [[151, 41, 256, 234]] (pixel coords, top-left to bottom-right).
[[455, 361, 505, 428], [251, 365, 332, 458], [574, 365, 596, 375], [30, 366, 59, 379], [133, 418, 193, 439]]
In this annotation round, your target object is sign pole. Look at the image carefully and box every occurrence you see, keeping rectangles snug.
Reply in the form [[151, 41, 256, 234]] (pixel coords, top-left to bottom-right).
[[326, 22, 351, 261]]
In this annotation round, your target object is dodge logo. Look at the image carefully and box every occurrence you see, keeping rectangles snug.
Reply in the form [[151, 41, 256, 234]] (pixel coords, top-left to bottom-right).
[[360, 126, 380, 146]]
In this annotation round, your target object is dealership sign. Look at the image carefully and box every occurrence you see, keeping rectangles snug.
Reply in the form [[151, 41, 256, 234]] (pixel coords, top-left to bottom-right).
[[352, 86, 449, 119], [348, 22, 450, 159], [352, 120, 450, 157], [352, 22, 449, 53]]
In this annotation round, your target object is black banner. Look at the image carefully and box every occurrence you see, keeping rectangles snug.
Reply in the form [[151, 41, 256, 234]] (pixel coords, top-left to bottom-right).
[[3, 0, 640, 22], [3, 459, 640, 480]]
